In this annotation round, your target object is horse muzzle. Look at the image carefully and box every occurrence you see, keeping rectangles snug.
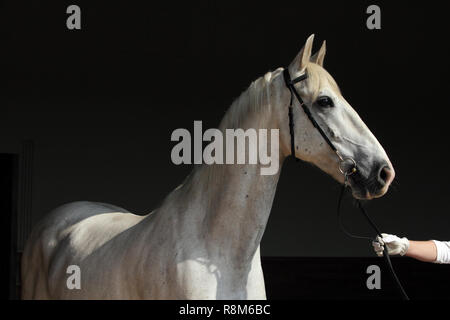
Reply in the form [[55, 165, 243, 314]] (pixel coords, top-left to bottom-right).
[[347, 162, 395, 200]]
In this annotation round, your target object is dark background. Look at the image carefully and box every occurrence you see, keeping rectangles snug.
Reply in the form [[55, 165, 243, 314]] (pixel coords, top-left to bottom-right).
[[3, 0, 449, 260]]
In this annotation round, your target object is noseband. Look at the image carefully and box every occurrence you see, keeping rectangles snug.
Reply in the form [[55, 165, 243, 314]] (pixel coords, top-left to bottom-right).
[[283, 68, 409, 300]]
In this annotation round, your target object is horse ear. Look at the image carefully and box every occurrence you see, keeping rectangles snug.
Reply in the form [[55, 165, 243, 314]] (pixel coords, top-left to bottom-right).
[[289, 34, 315, 73], [311, 40, 326, 66]]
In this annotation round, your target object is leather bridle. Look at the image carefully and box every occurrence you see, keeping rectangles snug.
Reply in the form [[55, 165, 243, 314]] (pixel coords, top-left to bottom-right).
[[283, 68, 409, 300], [283, 68, 357, 175]]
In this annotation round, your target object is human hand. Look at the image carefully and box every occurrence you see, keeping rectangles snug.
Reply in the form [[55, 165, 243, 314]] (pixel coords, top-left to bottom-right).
[[372, 233, 410, 257]]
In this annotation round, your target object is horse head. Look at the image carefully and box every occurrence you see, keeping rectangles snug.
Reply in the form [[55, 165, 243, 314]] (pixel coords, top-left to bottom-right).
[[276, 34, 394, 199]]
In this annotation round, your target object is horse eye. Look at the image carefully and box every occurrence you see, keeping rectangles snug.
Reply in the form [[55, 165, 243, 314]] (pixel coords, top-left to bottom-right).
[[316, 96, 334, 108]]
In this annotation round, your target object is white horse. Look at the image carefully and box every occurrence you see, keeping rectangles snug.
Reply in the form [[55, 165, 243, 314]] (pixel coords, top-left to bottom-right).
[[21, 35, 395, 299]]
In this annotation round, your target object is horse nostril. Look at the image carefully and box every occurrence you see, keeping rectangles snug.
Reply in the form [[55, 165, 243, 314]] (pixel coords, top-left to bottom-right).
[[378, 165, 393, 186]]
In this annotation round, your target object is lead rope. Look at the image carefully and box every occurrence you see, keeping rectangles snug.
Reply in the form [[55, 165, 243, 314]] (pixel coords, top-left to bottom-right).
[[284, 68, 409, 300], [338, 175, 410, 300]]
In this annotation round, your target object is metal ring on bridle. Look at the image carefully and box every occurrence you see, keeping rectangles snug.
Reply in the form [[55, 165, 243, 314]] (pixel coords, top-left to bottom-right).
[[339, 157, 357, 176]]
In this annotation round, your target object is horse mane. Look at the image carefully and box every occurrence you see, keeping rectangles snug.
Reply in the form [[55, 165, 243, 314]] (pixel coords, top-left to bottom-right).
[[219, 63, 341, 132], [218, 68, 283, 130], [170, 68, 284, 203]]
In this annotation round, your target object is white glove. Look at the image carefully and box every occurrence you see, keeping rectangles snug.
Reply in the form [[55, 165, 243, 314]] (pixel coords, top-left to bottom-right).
[[372, 233, 410, 257]]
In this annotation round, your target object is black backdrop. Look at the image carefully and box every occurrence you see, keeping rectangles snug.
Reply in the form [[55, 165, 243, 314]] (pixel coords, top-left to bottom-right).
[[3, 0, 450, 258]]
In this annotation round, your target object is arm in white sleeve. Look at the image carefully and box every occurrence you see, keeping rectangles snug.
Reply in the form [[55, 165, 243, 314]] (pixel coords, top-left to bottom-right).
[[432, 240, 450, 264]]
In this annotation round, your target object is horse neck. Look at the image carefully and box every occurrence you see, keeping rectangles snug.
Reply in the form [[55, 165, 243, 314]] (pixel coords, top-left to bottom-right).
[[182, 83, 285, 266], [200, 160, 282, 265]]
